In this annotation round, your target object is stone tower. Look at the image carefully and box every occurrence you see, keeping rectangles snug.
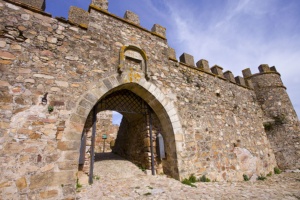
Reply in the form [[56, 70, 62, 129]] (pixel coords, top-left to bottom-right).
[[243, 65, 300, 169]]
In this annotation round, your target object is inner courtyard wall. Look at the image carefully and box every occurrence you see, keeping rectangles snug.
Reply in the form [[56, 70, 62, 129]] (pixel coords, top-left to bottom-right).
[[0, 0, 298, 199]]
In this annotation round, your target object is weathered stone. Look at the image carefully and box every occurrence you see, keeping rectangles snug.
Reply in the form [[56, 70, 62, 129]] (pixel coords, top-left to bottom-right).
[[242, 68, 252, 78], [55, 80, 69, 88], [40, 190, 58, 199], [168, 47, 176, 60], [46, 37, 57, 44], [18, 68, 31, 73], [68, 6, 89, 26], [11, 0, 45, 10], [0, 51, 16, 60], [0, 80, 10, 86], [211, 65, 224, 77], [179, 53, 195, 66], [58, 161, 77, 170], [33, 74, 54, 79], [91, 0, 108, 10], [223, 71, 236, 82], [30, 171, 75, 189], [15, 177, 27, 190], [151, 24, 166, 38], [196, 59, 210, 72], [57, 141, 79, 151], [235, 76, 246, 86], [0, 41, 7, 47], [0, 181, 12, 188], [0, 2, 299, 199], [124, 10, 140, 25], [258, 64, 270, 73], [0, 60, 12, 64], [24, 79, 35, 83]]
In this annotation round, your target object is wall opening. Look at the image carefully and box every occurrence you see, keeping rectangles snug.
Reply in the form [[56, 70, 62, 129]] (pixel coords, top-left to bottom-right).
[[77, 84, 179, 184]]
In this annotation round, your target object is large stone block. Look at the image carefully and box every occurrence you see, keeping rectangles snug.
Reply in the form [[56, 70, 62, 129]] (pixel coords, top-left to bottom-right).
[[68, 6, 89, 26], [0, 51, 16, 60], [258, 64, 270, 73], [211, 65, 224, 78], [196, 59, 210, 72], [16, 177, 27, 190], [151, 24, 166, 38], [57, 141, 80, 151], [223, 71, 236, 83], [40, 190, 58, 199], [30, 171, 76, 189], [235, 76, 246, 86], [12, 0, 46, 10], [168, 47, 176, 60], [242, 68, 252, 78], [179, 53, 195, 66], [124, 10, 140, 25], [91, 0, 108, 10]]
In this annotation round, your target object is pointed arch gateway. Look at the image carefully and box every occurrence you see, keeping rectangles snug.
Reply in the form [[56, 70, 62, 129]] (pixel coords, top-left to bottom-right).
[[67, 75, 184, 182]]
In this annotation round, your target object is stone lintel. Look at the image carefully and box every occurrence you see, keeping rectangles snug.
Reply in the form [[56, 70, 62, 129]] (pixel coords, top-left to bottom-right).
[[258, 64, 270, 73], [196, 59, 210, 72], [179, 53, 195, 66], [151, 24, 166, 38], [211, 65, 224, 78], [242, 68, 252, 78], [168, 47, 177, 60], [91, 0, 108, 11], [124, 10, 140, 25], [11, 0, 45, 10], [235, 76, 246, 86], [68, 6, 89, 26], [223, 71, 236, 82]]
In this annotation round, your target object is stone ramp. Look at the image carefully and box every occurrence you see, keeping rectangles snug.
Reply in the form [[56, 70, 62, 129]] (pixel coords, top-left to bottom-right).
[[93, 152, 145, 179], [76, 153, 300, 199]]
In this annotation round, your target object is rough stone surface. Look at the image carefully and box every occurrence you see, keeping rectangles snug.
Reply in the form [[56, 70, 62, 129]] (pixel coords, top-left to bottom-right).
[[68, 6, 89, 26], [151, 24, 166, 37], [124, 10, 140, 25], [91, 0, 108, 11], [179, 53, 195, 66], [0, 0, 299, 199], [76, 153, 300, 200], [11, 0, 45, 10]]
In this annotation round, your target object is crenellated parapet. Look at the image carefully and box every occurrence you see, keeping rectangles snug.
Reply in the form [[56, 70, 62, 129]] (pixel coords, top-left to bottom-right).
[[68, 6, 89, 27], [169, 49, 253, 89], [242, 65, 285, 89], [4, 0, 167, 39], [10, 0, 45, 10]]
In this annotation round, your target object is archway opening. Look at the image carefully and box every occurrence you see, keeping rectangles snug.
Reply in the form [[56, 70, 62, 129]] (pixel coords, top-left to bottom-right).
[[77, 84, 178, 184]]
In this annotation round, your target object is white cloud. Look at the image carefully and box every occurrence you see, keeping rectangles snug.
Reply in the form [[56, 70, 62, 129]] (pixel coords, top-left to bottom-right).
[[162, 0, 300, 118], [45, 0, 300, 119]]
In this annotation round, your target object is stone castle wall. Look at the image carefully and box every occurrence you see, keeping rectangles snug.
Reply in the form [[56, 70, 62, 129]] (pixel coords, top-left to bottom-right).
[[0, 0, 299, 199]]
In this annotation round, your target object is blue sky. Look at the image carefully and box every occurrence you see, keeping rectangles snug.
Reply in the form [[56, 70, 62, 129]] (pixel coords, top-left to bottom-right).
[[46, 0, 300, 121]]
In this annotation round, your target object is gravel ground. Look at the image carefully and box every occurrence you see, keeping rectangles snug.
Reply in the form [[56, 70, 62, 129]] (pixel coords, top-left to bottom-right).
[[76, 153, 300, 200]]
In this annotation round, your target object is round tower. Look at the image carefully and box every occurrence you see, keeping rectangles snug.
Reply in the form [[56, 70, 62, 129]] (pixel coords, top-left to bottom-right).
[[243, 64, 299, 169]]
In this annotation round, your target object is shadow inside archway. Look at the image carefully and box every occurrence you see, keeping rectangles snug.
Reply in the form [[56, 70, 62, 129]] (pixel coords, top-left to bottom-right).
[[94, 152, 126, 162]]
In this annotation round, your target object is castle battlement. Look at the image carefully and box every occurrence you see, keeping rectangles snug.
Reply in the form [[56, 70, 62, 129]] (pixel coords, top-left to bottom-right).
[[0, 0, 299, 199]]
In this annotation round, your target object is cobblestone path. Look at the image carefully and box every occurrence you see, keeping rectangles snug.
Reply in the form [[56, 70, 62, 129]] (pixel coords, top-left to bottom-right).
[[76, 153, 300, 200]]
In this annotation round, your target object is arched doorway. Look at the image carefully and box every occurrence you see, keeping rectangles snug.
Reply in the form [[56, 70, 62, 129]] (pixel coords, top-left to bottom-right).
[[77, 83, 180, 183]]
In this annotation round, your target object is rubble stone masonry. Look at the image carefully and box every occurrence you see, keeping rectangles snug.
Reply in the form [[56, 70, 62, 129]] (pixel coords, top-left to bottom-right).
[[0, 0, 299, 199]]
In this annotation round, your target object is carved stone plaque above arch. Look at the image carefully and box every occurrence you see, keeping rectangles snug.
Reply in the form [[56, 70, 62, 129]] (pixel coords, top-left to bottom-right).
[[118, 45, 149, 79]]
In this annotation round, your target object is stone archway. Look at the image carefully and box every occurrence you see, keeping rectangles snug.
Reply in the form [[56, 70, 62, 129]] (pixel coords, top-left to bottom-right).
[[63, 74, 184, 183], [81, 88, 170, 182]]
